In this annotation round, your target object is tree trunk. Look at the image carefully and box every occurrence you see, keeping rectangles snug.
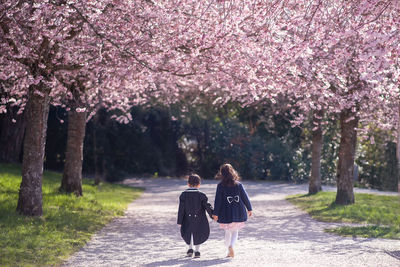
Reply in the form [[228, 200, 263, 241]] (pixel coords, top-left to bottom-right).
[[93, 111, 102, 185], [309, 111, 323, 194], [60, 108, 86, 196], [0, 107, 26, 162], [396, 104, 400, 193], [16, 86, 50, 216], [335, 108, 358, 205]]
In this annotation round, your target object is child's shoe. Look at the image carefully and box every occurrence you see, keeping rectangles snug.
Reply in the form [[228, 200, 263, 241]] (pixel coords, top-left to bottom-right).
[[186, 249, 194, 257], [194, 251, 201, 258]]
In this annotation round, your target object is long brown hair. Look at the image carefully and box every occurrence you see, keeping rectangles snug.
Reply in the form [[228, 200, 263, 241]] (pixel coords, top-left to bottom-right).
[[215, 163, 241, 186]]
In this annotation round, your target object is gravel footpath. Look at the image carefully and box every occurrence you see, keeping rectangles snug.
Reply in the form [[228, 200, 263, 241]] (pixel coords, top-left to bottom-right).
[[64, 178, 400, 267]]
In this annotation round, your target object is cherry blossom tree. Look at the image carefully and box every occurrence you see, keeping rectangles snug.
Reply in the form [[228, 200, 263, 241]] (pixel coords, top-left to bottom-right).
[[252, 0, 399, 202], [285, 0, 399, 203], [198, 0, 399, 202], [56, 0, 239, 194], [0, 0, 129, 214], [3, 0, 398, 218], [1, 1, 87, 215], [1, 0, 265, 215]]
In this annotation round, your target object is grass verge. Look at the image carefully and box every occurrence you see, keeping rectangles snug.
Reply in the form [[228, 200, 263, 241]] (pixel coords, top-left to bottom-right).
[[325, 225, 399, 239], [286, 191, 400, 239], [0, 163, 143, 266]]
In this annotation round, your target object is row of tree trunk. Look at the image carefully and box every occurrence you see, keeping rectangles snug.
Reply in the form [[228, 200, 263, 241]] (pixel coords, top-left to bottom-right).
[[1, 84, 101, 216], [308, 106, 387, 205], [2, 85, 399, 216]]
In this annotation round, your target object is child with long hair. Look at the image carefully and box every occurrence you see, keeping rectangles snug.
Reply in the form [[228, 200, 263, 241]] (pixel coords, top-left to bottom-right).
[[212, 163, 253, 258]]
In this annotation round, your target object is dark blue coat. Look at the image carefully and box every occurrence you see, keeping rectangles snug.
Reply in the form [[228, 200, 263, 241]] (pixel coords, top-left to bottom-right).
[[212, 182, 252, 224], [177, 188, 213, 245]]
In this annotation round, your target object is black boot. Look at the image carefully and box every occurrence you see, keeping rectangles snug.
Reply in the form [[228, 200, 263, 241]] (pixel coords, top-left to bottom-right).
[[186, 249, 194, 257]]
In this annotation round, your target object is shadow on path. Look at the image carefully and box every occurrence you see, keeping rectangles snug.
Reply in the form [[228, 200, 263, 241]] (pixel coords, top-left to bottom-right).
[[386, 250, 400, 260], [144, 257, 230, 267]]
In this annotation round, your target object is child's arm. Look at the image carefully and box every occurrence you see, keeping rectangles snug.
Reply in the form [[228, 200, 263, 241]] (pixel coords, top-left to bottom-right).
[[201, 194, 214, 219], [239, 183, 252, 212], [213, 184, 222, 217], [177, 193, 185, 225]]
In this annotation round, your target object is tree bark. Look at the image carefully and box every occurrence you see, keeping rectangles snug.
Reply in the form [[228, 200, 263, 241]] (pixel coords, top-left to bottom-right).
[[309, 111, 323, 194], [60, 108, 86, 196], [0, 106, 26, 162], [335, 108, 358, 205], [16, 85, 50, 216]]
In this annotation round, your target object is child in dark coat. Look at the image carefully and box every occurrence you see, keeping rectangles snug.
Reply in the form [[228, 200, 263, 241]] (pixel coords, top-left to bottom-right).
[[177, 174, 213, 258], [212, 163, 253, 258]]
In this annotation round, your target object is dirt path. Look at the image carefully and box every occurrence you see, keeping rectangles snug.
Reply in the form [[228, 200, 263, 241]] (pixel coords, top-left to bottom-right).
[[64, 179, 400, 267]]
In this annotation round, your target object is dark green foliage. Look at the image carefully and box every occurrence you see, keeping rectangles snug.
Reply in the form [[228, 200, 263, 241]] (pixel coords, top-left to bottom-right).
[[291, 114, 339, 183], [43, 100, 305, 182], [82, 106, 187, 181], [321, 117, 340, 183], [45, 106, 187, 181], [357, 128, 398, 191], [382, 142, 398, 191], [176, 101, 303, 180], [196, 117, 271, 179], [45, 106, 68, 170], [39, 101, 399, 188]]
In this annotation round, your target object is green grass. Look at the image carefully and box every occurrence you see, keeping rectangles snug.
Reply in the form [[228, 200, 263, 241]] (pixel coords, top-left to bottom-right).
[[0, 163, 143, 266], [286, 191, 400, 239], [325, 225, 400, 239]]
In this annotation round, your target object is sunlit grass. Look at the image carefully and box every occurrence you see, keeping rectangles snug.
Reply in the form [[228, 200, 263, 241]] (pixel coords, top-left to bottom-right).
[[287, 191, 400, 239], [0, 163, 143, 266], [325, 225, 400, 239]]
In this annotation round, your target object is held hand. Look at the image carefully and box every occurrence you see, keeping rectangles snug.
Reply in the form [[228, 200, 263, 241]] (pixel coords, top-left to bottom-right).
[[212, 215, 218, 221], [248, 210, 253, 217], [178, 224, 181, 228]]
